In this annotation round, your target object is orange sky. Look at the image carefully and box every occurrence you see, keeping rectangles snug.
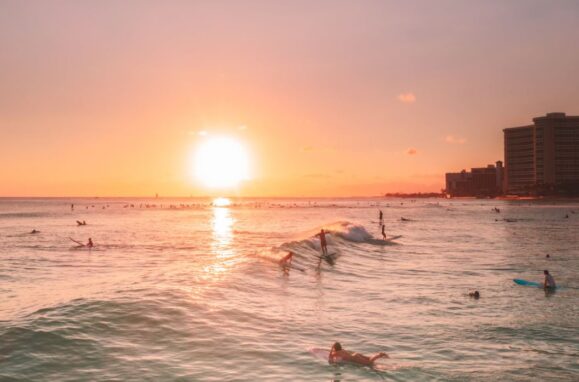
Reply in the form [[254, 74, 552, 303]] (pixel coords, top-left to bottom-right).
[[1, 1, 579, 197]]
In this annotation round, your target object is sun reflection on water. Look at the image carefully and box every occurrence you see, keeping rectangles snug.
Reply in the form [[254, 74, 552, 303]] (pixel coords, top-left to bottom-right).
[[202, 201, 244, 280]]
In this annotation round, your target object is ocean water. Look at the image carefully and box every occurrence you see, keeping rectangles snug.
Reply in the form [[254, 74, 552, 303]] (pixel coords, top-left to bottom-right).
[[0, 197, 578, 381]]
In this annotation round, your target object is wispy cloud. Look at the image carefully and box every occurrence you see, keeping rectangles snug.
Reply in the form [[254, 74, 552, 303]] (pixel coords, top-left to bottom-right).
[[407, 148, 418, 156], [445, 135, 467, 144], [397, 92, 416, 103]]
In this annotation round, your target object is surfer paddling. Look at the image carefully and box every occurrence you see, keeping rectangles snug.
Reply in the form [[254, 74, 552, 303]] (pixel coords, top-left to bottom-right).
[[329, 342, 389, 367]]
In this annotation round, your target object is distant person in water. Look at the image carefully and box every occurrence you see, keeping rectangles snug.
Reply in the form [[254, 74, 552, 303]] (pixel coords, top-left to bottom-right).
[[319, 229, 328, 256], [469, 291, 480, 299], [379, 210, 383, 222], [328, 342, 389, 367], [87, 238, 94, 248], [543, 270, 556, 289], [30, 229, 39, 234], [381, 225, 386, 240], [279, 252, 294, 271], [546, 254, 551, 259]]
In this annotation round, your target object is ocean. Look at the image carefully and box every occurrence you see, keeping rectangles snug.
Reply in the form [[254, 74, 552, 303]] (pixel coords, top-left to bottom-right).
[[0, 197, 577, 381]]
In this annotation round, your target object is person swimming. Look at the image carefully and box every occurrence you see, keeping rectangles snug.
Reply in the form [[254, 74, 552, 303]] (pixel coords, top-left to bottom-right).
[[30, 229, 39, 234], [328, 342, 389, 367], [469, 291, 480, 299], [87, 238, 94, 248], [543, 270, 556, 289]]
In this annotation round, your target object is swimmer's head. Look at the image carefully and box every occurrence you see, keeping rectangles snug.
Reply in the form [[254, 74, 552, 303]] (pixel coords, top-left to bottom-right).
[[544, 270, 549, 275], [332, 342, 342, 351], [474, 291, 480, 299]]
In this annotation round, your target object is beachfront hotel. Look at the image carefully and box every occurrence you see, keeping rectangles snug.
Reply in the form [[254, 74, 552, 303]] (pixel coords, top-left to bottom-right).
[[504, 113, 579, 196]]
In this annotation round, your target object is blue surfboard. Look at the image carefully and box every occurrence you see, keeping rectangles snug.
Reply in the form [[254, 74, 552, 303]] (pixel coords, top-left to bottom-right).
[[513, 278, 542, 288], [513, 278, 558, 289]]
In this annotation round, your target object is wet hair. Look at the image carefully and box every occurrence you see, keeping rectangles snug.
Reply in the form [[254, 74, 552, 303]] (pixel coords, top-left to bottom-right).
[[544, 270, 549, 275], [332, 342, 342, 351]]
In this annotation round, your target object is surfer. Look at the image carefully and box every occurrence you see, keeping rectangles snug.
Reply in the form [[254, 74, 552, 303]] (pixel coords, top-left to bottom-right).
[[279, 252, 294, 272], [318, 229, 328, 256], [543, 270, 556, 289], [30, 229, 39, 234], [381, 225, 386, 240], [328, 342, 389, 367], [379, 210, 383, 223], [469, 291, 480, 299]]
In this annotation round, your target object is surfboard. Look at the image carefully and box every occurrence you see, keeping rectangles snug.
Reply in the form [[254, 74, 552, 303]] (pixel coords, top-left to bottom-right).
[[384, 235, 402, 242], [309, 347, 330, 362], [308, 347, 403, 371], [513, 278, 558, 289]]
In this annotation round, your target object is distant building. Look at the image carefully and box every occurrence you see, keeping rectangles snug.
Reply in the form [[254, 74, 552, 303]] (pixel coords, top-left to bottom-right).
[[504, 112, 579, 195], [445, 162, 503, 197]]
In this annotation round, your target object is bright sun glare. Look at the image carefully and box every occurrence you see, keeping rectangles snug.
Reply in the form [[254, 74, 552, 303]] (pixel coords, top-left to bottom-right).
[[194, 136, 250, 189]]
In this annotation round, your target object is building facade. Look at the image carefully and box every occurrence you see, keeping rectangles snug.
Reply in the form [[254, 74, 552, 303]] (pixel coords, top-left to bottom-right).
[[445, 162, 503, 197], [504, 113, 579, 195]]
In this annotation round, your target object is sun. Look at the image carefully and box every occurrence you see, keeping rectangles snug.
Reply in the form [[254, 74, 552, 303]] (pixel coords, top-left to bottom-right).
[[193, 136, 250, 189]]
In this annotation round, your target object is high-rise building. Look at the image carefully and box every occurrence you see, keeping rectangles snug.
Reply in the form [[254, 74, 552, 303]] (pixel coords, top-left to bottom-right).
[[504, 112, 579, 195]]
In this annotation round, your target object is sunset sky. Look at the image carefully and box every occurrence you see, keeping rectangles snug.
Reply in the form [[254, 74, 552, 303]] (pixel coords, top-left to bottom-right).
[[1, 0, 579, 197]]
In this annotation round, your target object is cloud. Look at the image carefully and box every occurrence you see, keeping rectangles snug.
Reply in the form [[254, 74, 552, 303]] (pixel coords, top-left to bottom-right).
[[445, 135, 467, 144], [397, 92, 416, 103], [407, 148, 418, 155]]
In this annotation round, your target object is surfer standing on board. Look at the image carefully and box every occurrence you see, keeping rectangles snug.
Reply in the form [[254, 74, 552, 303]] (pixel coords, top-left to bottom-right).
[[318, 229, 328, 256], [543, 270, 556, 289], [329, 342, 389, 367], [381, 225, 386, 240]]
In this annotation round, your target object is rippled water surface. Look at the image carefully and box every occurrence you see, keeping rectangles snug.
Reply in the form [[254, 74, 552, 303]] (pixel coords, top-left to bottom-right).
[[1, 198, 578, 381]]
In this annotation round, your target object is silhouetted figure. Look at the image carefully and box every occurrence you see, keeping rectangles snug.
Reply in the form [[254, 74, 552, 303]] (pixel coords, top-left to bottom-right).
[[279, 252, 294, 274], [543, 270, 556, 290], [87, 238, 94, 249], [546, 254, 551, 259], [469, 291, 480, 299], [381, 225, 386, 240], [30, 229, 39, 234], [71, 203, 74, 211], [379, 210, 383, 222], [319, 229, 328, 256]]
